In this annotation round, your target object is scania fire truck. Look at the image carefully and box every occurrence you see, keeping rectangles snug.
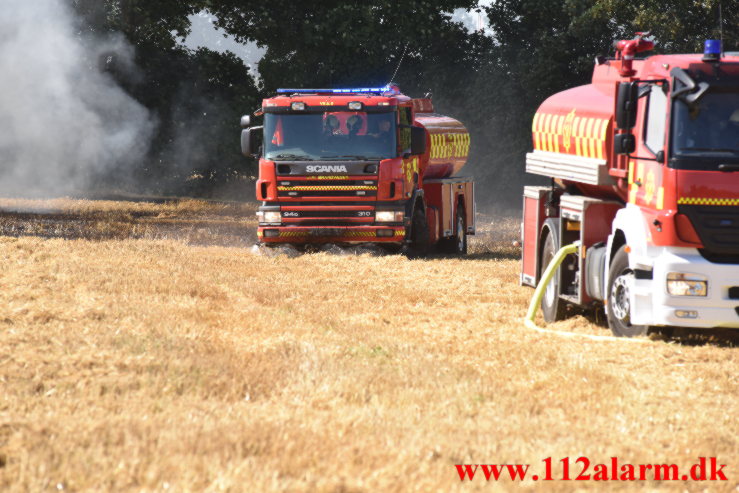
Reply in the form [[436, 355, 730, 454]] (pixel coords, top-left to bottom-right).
[[241, 85, 474, 255], [521, 36, 739, 336]]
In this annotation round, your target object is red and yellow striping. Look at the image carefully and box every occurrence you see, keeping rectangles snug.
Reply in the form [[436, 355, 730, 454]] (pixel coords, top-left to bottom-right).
[[429, 133, 470, 160], [259, 229, 405, 238], [306, 175, 350, 180], [678, 197, 739, 206], [277, 185, 377, 191], [628, 160, 665, 210], [532, 110, 609, 160]]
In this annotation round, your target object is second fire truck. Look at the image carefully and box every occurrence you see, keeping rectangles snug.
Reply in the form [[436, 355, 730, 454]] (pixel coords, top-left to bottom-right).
[[521, 36, 739, 336], [241, 85, 474, 256]]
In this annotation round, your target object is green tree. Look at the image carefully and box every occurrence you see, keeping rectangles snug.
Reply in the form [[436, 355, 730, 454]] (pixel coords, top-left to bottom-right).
[[71, 0, 261, 197], [467, 0, 739, 205], [208, 1, 480, 91]]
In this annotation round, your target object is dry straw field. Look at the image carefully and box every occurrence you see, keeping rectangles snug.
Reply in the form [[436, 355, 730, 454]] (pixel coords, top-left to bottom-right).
[[0, 198, 737, 492]]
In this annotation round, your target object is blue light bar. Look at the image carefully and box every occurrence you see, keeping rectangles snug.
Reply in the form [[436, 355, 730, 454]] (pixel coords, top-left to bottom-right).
[[276, 86, 393, 95], [703, 39, 722, 61]]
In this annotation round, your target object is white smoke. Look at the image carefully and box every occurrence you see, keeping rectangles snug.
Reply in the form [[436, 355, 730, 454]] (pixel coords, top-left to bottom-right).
[[0, 0, 154, 197]]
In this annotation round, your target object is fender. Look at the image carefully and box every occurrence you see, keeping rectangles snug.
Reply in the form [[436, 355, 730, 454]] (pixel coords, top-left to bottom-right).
[[606, 203, 654, 326], [606, 203, 652, 275], [405, 188, 425, 220], [404, 188, 425, 242]]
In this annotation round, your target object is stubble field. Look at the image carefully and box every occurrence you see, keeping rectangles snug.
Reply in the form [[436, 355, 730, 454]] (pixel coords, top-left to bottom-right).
[[0, 198, 737, 492]]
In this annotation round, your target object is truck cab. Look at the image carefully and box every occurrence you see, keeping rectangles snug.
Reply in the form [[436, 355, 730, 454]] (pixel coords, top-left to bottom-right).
[[521, 37, 739, 335], [241, 85, 475, 255]]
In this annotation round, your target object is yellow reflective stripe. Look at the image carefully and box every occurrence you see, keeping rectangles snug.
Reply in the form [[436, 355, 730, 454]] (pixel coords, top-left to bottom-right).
[[274, 230, 401, 238], [585, 118, 595, 157], [678, 197, 739, 206], [656, 187, 664, 210], [628, 161, 637, 203], [549, 115, 558, 152], [598, 119, 609, 159], [574, 117, 583, 156], [532, 113, 608, 158], [277, 186, 377, 191], [554, 115, 564, 153]]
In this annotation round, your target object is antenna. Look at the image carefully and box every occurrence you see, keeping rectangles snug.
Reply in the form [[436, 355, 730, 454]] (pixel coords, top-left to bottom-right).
[[719, 1, 724, 54], [389, 43, 408, 85]]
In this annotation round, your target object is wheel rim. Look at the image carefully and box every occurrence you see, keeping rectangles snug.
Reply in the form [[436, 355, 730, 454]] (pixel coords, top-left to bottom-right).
[[456, 214, 465, 252], [610, 272, 632, 323]]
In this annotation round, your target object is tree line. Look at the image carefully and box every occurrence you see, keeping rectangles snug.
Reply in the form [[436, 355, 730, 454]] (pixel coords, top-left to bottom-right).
[[71, 0, 737, 204]]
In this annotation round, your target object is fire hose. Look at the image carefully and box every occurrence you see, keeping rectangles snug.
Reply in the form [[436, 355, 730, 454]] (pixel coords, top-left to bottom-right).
[[523, 241, 648, 343]]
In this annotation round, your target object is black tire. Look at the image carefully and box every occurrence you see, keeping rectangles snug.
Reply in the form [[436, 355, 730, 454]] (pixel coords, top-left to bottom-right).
[[406, 206, 429, 258], [439, 206, 467, 255], [606, 245, 647, 337], [540, 231, 567, 322]]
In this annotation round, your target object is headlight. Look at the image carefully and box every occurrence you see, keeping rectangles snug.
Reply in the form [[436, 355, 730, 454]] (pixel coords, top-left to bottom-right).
[[375, 211, 404, 222], [348, 101, 363, 110], [290, 102, 306, 111], [260, 211, 282, 224], [666, 272, 707, 296]]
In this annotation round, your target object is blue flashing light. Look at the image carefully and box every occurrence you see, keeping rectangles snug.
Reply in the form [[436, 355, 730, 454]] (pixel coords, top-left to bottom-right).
[[276, 86, 394, 95], [703, 39, 722, 61]]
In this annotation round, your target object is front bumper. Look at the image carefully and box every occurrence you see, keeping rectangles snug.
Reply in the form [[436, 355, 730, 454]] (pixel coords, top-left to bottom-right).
[[631, 247, 739, 328], [257, 225, 405, 244]]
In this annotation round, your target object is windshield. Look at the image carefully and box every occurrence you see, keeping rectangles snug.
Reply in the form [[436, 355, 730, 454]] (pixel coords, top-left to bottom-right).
[[264, 111, 397, 161], [671, 91, 739, 158]]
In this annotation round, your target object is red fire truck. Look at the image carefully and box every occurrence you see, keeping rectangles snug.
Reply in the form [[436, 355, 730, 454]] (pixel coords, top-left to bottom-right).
[[521, 35, 739, 336], [241, 85, 474, 255]]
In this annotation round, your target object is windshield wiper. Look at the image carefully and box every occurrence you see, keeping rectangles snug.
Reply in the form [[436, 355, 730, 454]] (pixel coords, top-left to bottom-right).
[[671, 67, 710, 104], [718, 164, 739, 172], [270, 153, 312, 161]]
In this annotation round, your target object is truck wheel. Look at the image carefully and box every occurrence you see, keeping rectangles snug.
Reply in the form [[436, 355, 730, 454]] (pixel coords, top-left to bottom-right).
[[439, 207, 467, 255], [451, 207, 468, 255], [541, 231, 567, 322], [606, 245, 647, 337], [406, 206, 429, 258]]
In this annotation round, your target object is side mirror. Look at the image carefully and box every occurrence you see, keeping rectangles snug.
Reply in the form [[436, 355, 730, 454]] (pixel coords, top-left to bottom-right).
[[241, 126, 262, 157], [614, 133, 635, 155], [616, 82, 638, 130], [410, 126, 427, 155], [240, 115, 251, 128]]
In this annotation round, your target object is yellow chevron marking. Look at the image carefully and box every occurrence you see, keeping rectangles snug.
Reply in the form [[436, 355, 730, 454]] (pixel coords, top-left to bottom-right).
[[678, 197, 739, 206], [307, 175, 350, 180], [278, 186, 377, 191]]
